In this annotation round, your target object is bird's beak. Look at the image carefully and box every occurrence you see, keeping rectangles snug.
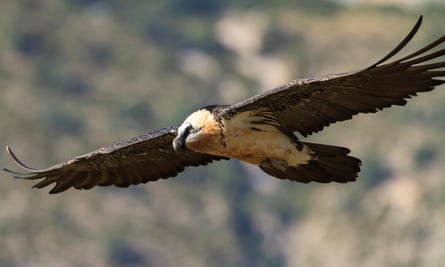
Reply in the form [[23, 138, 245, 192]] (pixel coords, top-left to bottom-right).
[[173, 135, 186, 151], [174, 122, 193, 151]]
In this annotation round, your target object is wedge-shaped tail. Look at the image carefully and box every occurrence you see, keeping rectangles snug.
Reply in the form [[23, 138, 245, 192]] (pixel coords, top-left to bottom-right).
[[260, 142, 361, 183]]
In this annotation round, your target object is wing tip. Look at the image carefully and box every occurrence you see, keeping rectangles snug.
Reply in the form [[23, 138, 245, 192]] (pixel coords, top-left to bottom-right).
[[417, 14, 423, 24], [2, 167, 30, 178], [5, 145, 38, 172], [368, 14, 424, 68]]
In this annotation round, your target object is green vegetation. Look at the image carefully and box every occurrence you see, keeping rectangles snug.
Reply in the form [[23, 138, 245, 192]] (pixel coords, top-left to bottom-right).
[[1, 1, 445, 266]]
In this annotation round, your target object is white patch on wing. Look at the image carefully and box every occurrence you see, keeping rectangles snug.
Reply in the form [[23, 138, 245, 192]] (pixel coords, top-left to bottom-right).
[[228, 109, 279, 131]]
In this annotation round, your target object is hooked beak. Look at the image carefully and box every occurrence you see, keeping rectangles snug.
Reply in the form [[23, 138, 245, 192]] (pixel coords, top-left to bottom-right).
[[173, 135, 186, 151], [173, 123, 193, 151]]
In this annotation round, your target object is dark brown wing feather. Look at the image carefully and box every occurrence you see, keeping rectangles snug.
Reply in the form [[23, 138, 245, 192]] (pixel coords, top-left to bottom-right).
[[224, 16, 445, 137], [4, 126, 226, 194]]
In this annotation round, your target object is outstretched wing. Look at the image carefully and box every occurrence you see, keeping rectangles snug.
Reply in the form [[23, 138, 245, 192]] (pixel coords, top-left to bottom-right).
[[224, 16, 445, 137], [4, 126, 226, 194]]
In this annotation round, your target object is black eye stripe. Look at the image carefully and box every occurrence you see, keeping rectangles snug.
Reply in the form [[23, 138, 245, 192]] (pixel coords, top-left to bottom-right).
[[180, 123, 200, 136], [185, 125, 194, 134]]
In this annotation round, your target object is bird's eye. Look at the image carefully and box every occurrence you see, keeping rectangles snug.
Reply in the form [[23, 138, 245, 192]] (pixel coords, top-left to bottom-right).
[[192, 127, 202, 133]]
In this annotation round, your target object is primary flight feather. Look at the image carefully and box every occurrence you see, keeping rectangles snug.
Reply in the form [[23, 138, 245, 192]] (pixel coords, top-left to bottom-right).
[[4, 16, 445, 194]]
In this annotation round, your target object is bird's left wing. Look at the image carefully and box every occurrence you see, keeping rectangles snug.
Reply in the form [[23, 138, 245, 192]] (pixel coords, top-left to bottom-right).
[[4, 126, 226, 194], [223, 16, 445, 137]]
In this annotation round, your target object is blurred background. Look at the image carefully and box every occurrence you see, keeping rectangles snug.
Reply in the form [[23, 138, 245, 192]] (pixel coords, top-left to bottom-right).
[[1, 1, 445, 266]]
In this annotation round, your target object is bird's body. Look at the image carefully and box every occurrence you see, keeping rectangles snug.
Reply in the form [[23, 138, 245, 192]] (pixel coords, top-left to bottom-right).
[[181, 106, 313, 166], [174, 105, 360, 184], [4, 16, 445, 193]]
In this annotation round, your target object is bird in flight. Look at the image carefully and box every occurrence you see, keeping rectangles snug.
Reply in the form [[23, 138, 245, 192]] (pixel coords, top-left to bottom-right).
[[4, 16, 445, 194]]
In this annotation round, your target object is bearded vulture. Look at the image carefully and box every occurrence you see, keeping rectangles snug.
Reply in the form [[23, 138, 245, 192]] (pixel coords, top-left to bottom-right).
[[4, 16, 445, 193]]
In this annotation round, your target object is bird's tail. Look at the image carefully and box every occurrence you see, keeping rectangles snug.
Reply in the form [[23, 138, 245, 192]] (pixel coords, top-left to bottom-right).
[[259, 142, 361, 183]]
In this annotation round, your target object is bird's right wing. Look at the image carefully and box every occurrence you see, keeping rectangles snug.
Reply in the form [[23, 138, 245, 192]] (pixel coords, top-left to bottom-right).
[[223, 16, 445, 137], [4, 126, 226, 194]]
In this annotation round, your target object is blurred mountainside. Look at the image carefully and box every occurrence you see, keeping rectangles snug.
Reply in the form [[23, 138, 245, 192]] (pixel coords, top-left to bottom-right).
[[1, 1, 445, 267]]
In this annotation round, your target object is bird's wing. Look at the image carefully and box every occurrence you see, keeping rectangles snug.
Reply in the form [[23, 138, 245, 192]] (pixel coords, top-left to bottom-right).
[[223, 16, 445, 137], [4, 126, 226, 194]]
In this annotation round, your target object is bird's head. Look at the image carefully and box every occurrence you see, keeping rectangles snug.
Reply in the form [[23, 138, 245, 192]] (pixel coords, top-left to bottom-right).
[[173, 107, 222, 153]]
